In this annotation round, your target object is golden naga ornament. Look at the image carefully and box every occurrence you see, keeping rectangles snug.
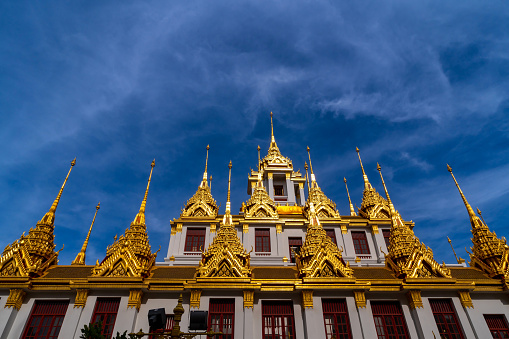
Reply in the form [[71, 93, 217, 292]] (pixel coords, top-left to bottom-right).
[[303, 148, 340, 220], [378, 164, 451, 279], [196, 161, 251, 278], [356, 148, 390, 219], [0, 159, 75, 277], [181, 145, 219, 218], [448, 165, 509, 280], [93, 160, 158, 278]]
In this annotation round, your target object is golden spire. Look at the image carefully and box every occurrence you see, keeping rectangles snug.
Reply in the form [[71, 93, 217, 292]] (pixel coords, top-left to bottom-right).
[[72, 202, 100, 265], [209, 175, 213, 190], [447, 236, 464, 264], [377, 163, 396, 215], [39, 158, 76, 225], [304, 162, 310, 191], [344, 178, 357, 216], [133, 159, 155, 225], [356, 148, 372, 190], [447, 164, 476, 218], [270, 112, 276, 145], [223, 161, 233, 225], [257, 145, 261, 170], [200, 145, 210, 188]]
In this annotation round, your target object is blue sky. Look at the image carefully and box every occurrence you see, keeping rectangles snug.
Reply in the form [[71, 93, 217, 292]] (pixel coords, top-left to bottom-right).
[[1, 1, 508, 266]]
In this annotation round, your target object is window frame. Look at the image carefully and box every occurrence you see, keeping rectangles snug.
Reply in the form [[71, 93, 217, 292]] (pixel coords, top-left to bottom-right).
[[22, 300, 69, 339], [90, 298, 121, 339], [255, 229, 271, 253], [149, 314, 174, 339], [325, 229, 337, 245], [371, 301, 410, 339], [288, 237, 303, 263], [262, 301, 296, 339], [322, 299, 352, 339], [352, 231, 370, 255], [382, 229, 391, 248], [208, 299, 235, 339], [485, 314, 509, 338], [429, 299, 465, 339], [184, 228, 206, 252]]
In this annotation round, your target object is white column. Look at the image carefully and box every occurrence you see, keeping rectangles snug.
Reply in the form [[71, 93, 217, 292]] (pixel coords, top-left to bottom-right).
[[451, 298, 476, 339], [286, 177, 296, 205], [59, 303, 83, 339], [408, 304, 439, 339], [243, 306, 254, 338], [302, 297, 326, 339], [0, 308, 17, 339], [346, 297, 362, 338], [112, 297, 138, 335], [371, 228, 386, 262], [5, 298, 35, 339], [299, 187, 305, 206], [356, 301, 377, 339], [462, 304, 492, 339], [268, 174, 274, 199]]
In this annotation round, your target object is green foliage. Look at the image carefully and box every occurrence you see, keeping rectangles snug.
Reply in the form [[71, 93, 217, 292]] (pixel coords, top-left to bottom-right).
[[80, 322, 137, 339]]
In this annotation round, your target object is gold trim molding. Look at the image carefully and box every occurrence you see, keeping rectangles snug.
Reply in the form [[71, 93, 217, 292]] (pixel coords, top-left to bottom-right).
[[244, 290, 254, 309], [458, 291, 473, 308], [407, 290, 423, 309], [371, 225, 379, 234], [243, 224, 249, 234], [74, 289, 89, 308], [276, 224, 282, 234], [190, 289, 201, 309], [353, 290, 366, 308], [176, 223, 183, 233], [341, 225, 347, 234], [5, 289, 25, 310], [210, 223, 216, 233], [128, 289, 143, 311], [302, 290, 313, 309]]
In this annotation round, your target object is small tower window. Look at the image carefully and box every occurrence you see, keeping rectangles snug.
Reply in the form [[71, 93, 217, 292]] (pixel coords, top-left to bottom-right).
[[352, 231, 370, 255], [382, 229, 391, 248], [325, 229, 337, 245], [185, 228, 206, 252], [255, 229, 271, 252], [288, 237, 302, 263], [429, 299, 465, 338], [274, 185, 284, 196], [485, 315, 509, 338]]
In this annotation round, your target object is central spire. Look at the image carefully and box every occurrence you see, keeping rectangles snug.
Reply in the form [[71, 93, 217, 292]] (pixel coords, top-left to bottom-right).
[[356, 148, 389, 219], [201, 145, 210, 188], [270, 111, 276, 147]]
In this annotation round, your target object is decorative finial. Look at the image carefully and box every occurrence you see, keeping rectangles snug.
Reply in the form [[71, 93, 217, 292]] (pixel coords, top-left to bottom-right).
[[304, 161, 310, 191], [447, 236, 462, 264], [477, 207, 488, 226], [270, 112, 275, 143], [344, 177, 356, 216], [227, 160, 232, 204], [307, 146, 314, 174], [377, 163, 396, 215], [447, 164, 476, 218], [356, 148, 371, 189], [135, 160, 155, 225], [257, 145, 261, 170], [201, 145, 210, 186], [72, 202, 100, 265], [209, 175, 213, 190]]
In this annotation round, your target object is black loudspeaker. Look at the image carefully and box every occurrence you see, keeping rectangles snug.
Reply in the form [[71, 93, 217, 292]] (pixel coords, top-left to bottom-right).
[[148, 308, 166, 330], [189, 311, 208, 331]]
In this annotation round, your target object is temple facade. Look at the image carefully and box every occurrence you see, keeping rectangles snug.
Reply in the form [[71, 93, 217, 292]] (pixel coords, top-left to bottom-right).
[[0, 115, 509, 339]]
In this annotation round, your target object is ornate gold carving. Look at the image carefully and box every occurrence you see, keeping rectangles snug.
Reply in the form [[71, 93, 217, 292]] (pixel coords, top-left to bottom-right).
[[244, 290, 254, 309], [283, 256, 288, 262], [354, 257, 361, 263], [243, 224, 249, 233], [356, 148, 391, 219], [299, 183, 304, 189], [243, 169, 278, 220], [210, 223, 216, 233], [176, 223, 183, 233], [196, 162, 251, 278], [353, 290, 366, 308], [378, 164, 451, 279], [371, 225, 379, 235], [267, 172, 273, 179], [458, 290, 473, 308], [74, 289, 89, 308], [302, 290, 313, 309], [190, 289, 201, 309], [5, 289, 26, 310], [406, 290, 423, 309], [169, 255, 175, 261], [276, 224, 282, 234], [128, 289, 143, 311], [449, 165, 509, 280], [72, 203, 100, 266], [341, 225, 347, 234], [285, 173, 291, 180], [171, 224, 176, 236], [93, 161, 158, 278], [277, 206, 303, 215], [0, 159, 75, 277]]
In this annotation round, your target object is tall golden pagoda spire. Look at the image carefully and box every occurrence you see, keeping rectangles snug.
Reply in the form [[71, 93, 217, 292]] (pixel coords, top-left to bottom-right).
[[303, 147, 340, 219], [448, 165, 509, 279], [356, 148, 389, 219], [72, 203, 100, 266], [344, 178, 357, 216], [378, 163, 451, 279], [93, 160, 158, 278], [270, 112, 276, 147], [261, 112, 292, 168], [296, 159, 352, 278], [181, 146, 218, 218], [0, 159, 76, 277], [197, 161, 251, 278]]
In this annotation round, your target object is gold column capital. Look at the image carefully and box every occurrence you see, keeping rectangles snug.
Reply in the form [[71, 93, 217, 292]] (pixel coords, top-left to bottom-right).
[[190, 289, 202, 309], [5, 289, 26, 310], [458, 290, 473, 308], [371, 225, 379, 234], [74, 289, 89, 308], [407, 290, 423, 309], [302, 290, 313, 309], [243, 224, 249, 233], [210, 223, 216, 233], [244, 290, 254, 309], [353, 291, 366, 308], [276, 224, 283, 234], [341, 225, 347, 234], [128, 289, 143, 311]]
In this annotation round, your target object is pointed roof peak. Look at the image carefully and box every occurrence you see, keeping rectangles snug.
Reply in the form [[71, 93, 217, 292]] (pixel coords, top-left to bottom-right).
[[133, 159, 155, 226], [39, 158, 76, 225], [270, 111, 276, 146], [447, 164, 476, 218], [200, 145, 210, 188], [223, 160, 233, 225], [72, 202, 100, 265], [344, 177, 357, 216], [356, 148, 372, 190], [377, 163, 396, 215]]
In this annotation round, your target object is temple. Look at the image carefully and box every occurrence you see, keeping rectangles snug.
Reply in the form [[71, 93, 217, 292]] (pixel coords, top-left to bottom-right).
[[0, 115, 508, 339]]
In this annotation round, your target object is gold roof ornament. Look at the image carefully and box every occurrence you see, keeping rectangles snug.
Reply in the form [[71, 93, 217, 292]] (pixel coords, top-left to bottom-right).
[[72, 202, 100, 265], [303, 147, 340, 220], [448, 165, 509, 279], [196, 161, 251, 278], [356, 148, 390, 219], [296, 166, 353, 278], [243, 147, 278, 219], [92, 160, 158, 278], [378, 163, 451, 279], [261, 112, 293, 169], [181, 145, 219, 218], [0, 159, 75, 277], [344, 178, 357, 216]]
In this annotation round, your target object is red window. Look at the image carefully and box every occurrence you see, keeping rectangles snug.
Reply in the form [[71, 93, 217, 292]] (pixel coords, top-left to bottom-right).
[[429, 299, 464, 339], [149, 314, 174, 339], [371, 301, 409, 339], [209, 299, 234, 339], [256, 229, 271, 252], [22, 300, 69, 339], [185, 228, 206, 252], [91, 298, 120, 339], [325, 229, 337, 245], [322, 299, 352, 339], [352, 231, 370, 255], [288, 238, 302, 263], [485, 315, 509, 338], [262, 301, 296, 339], [382, 229, 391, 248]]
